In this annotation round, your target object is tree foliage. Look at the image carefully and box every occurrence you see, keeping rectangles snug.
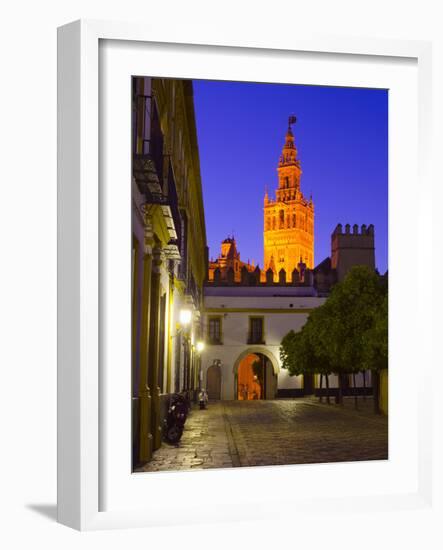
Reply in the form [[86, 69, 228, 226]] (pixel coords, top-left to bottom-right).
[[280, 265, 388, 380], [361, 293, 388, 372], [280, 303, 334, 378]]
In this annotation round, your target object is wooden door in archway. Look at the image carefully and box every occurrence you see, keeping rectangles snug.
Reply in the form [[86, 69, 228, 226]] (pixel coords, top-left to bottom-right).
[[206, 363, 221, 400]]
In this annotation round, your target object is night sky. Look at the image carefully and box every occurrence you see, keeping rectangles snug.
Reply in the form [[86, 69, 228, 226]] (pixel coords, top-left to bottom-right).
[[193, 80, 388, 274]]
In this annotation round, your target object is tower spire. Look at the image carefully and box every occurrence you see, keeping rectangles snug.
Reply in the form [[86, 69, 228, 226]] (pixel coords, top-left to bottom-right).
[[279, 115, 299, 168]]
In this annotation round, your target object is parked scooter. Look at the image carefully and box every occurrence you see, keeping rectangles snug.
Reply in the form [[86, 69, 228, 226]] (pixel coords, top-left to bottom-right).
[[163, 393, 189, 444], [198, 388, 209, 410]]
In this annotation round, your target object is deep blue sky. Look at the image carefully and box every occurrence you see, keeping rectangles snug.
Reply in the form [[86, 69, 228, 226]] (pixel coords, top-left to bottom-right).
[[193, 80, 388, 274]]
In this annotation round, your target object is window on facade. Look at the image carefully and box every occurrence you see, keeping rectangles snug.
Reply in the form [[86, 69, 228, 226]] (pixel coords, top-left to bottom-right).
[[178, 209, 188, 280], [208, 317, 222, 345], [248, 317, 264, 344], [150, 102, 164, 183], [168, 161, 181, 242], [132, 78, 164, 183], [132, 77, 152, 156], [279, 210, 284, 228]]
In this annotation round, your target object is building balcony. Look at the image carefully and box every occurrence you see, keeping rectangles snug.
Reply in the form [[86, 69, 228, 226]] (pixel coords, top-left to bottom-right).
[[133, 154, 164, 203], [133, 153, 182, 252]]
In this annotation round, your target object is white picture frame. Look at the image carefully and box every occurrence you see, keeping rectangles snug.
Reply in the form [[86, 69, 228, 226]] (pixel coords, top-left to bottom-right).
[[57, 19, 437, 533]]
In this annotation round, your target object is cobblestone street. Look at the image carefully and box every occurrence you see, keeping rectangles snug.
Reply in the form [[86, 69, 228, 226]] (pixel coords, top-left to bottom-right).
[[138, 398, 388, 472]]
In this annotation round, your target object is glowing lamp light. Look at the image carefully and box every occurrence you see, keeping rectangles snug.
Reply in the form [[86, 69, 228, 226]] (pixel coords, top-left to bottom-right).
[[196, 341, 205, 353], [179, 309, 192, 326]]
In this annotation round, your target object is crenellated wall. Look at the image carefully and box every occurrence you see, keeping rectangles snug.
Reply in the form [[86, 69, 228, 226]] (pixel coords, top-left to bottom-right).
[[331, 223, 375, 281], [207, 264, 315, 288]]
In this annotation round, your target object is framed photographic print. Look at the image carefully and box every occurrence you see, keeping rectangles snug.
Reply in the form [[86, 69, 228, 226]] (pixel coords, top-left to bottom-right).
[[57, 19, 436, 533]]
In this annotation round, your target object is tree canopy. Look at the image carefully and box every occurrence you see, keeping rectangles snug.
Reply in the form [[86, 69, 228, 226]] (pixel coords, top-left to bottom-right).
[[280, 303, 334, 377], [280, 266, 388, 377]]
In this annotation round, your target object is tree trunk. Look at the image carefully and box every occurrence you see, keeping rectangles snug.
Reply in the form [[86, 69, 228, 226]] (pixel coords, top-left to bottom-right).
[[362, 370, 366, 400], [319, 373, 323, 403], [337, 373, 343, 406], [326, 374, 330, 404], [353, 372, 358, 409], [372, 370, 380, 414]]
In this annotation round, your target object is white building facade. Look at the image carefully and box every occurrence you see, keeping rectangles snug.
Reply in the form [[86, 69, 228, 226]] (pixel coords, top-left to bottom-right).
[[201, 222, 379, 402], [201, 285, 332, 400]]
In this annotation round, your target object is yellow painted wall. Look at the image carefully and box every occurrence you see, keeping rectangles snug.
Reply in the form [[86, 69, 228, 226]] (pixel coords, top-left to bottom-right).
[[379, 368, 388, 415]]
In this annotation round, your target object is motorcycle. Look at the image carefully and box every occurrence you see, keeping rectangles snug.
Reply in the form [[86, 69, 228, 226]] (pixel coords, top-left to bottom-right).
[[163, 393, 189, 444]]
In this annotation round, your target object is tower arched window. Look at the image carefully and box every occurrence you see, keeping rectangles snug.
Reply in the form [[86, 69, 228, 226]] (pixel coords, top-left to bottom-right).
[[292, 214, 296, 227]]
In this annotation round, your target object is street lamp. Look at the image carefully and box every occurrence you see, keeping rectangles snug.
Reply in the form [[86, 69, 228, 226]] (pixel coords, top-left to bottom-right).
[[179, 308, 192, 326], [196, 341, 205, 353]]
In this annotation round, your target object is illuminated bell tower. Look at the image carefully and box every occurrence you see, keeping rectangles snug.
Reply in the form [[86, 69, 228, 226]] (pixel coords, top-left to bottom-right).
[[263, 116, 314, 280]]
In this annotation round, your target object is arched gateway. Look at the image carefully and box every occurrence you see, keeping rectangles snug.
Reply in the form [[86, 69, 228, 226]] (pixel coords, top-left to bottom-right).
[[233, 348, 279, 400]]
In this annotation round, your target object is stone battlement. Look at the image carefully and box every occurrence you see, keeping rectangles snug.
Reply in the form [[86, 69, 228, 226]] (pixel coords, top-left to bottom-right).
[[333, 223, 374, 236], [207, 265, 314, 287], [331, 223, 375, 281]]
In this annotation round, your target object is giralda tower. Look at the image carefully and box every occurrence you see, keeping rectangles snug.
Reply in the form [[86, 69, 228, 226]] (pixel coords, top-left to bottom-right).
[[263, 117, 314, 279]]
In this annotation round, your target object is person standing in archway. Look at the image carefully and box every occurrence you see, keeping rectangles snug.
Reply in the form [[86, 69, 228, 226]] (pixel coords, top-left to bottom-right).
[[242, 384, 248, 401]]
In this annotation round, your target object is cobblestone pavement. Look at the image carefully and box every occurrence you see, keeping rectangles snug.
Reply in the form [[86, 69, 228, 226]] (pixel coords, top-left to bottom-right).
[[137, 398, 388, 472]]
